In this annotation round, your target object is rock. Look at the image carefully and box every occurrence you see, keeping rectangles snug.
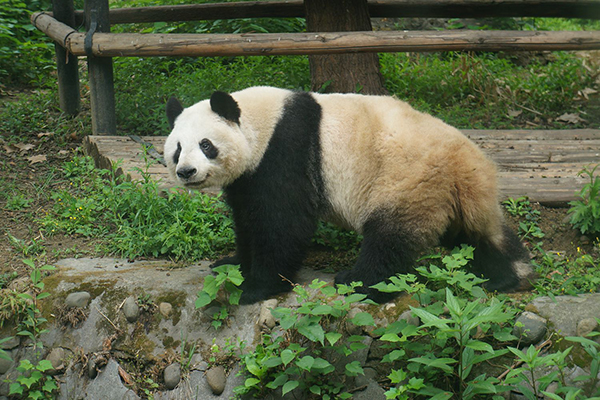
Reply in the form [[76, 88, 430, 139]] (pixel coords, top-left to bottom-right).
[[46, 347, 65, 374], [87, 359, 97, 379], [0, 337, 19, 350], [158, 302, 172, 318], [205, 365, 227, 395], [580, 236, 591, 245], [531, 294, 600, 337], [163, 363, 181, 390], [352, 380, 386, 399], [0, 352, 12, 375], [190, 354, 208, 372], [577, 317, 599, 337], [258, 299, 278, 330], [513, 312, 547, 346], [398, 309, 420, 326], [122, 296, 140, 323], [84, 359, 139, 399], [65, 291, 91, 308]]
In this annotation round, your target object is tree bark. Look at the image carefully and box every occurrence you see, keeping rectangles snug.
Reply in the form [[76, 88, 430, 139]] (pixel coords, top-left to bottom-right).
[[304, 0, 387, 94]]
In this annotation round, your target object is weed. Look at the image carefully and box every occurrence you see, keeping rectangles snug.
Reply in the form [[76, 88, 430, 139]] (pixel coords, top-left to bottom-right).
[[568, 164, 600, 235], [0, 271, 18, 289], [533, 250, 600, 296], [8, 359, 58, 400], [16, 259, 56, 350], [195, 264, 243, 330], [236, 280, 371, 399]]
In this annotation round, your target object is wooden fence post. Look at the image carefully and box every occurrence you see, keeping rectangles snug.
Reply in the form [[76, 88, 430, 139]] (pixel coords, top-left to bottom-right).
[[51, 0, 80, 115], [84, 0, 116, 135]]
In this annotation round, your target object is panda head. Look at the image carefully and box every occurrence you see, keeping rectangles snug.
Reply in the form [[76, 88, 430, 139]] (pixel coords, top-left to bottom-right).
[[164, 91, 252, 189]]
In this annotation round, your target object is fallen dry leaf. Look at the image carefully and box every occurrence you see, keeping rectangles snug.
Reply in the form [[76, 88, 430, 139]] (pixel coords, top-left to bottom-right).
[[27, 154, 47, 164], [14, 143, 35, 153], [556, 113, 586, 124], [118, 365, 134, 386], [37, 132, 53, 138], [507, 109, 522, 118]]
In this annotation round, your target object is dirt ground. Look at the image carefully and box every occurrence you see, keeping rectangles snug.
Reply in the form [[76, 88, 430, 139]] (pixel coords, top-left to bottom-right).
[[1, 124, 598, 286]]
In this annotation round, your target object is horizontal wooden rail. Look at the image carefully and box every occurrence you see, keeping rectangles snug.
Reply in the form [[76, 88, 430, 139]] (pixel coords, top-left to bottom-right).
[[67, 0, 600, 25], [32, 12, 600, 57]]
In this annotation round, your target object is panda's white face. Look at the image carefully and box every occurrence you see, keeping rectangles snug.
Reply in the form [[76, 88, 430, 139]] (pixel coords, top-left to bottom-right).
[[164, 95, 252, 189]]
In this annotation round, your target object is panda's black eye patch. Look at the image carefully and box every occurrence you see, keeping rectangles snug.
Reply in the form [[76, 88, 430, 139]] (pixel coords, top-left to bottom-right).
[[200, 138, 219, 159], [173, 142, 182, 164]]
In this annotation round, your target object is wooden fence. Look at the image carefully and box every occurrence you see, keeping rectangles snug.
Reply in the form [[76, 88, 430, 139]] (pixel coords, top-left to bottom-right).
[[32, 0, 600, 135]]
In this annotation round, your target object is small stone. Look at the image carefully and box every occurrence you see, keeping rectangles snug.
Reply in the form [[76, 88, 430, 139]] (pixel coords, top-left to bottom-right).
[[65, 291, 91, 308], [398, 310, 420, 327], [0, 336, 20, 350], [191, 354, 208, 372], [164, 363, 181, 390], [205, 365, 226, 395], [158, 302, 172, 318], [513, 311, 547, 346], [580, 236, 591, 245], [577, 318, 599, 337], [87, 359, 97, 379], [122, 296, 140, 323], [46, 347, 65, 374], [258, 299, 278, 330], [0, 351, 13, 374]]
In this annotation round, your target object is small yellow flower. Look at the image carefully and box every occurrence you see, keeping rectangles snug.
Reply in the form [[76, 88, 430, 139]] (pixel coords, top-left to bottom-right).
[[577, 247, 581, 253]]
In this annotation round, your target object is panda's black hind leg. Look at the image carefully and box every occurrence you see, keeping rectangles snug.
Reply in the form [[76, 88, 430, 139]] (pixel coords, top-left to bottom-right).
[[468, 225, 534, 292], [335, 212, 418, 303]]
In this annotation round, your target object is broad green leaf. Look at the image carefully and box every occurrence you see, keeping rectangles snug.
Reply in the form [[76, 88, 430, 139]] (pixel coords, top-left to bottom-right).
[[311, 304, 333, 315], [282, 380, 299, 396], [281, 349, 295, 366], [245, 378, 260, 388], [195, 291, 212, 309], [326, 332, 343, 346], [351, 312, 375, 327], [345, 361, 364, 377], [465, 340, 495, 354], [296, 355, 315, 371], [36, 359, 53, 372]]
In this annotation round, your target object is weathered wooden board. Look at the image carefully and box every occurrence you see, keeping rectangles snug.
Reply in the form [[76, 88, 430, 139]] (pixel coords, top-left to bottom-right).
[[84, 129, 600, 206]]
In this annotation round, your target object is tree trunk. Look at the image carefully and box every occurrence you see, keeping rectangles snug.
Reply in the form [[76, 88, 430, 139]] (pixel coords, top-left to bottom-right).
[[304, 0, 387, 94]]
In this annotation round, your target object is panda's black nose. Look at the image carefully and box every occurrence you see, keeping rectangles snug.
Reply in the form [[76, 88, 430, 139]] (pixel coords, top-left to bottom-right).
[[176, 167, 197, 180]]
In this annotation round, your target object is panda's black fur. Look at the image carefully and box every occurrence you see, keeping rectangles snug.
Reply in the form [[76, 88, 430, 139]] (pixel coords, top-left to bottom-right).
[[165, 87, 533, 304], [223, 92, 327, 303]]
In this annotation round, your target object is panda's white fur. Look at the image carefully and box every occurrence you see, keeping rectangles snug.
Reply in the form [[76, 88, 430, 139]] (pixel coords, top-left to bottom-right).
[[165, 86, 533, 304]]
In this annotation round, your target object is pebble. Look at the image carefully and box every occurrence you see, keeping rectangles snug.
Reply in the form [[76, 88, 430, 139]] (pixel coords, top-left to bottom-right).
[[258, 299, 278, 330], [398, 309, 420, 326], [46, 347, 65, 374], [122, 296, 140, 323], [163, 362, 181, 390], [205, 365, 226, 395], [158, 302, 172, 318], [513, 311, 547, 346], [65, 291, 91, 308], [0, 336, 20, 350], [87, 358, 98, 379], [577, 317, 599, 337]]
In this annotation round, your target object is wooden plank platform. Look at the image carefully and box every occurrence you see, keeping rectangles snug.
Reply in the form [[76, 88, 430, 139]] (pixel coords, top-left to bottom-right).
[[83, 129, 600, 206]]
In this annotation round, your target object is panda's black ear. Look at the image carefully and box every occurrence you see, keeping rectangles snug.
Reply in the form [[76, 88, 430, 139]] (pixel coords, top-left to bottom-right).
[[166, 96, 184, 129], [210, 91, 241, 124]]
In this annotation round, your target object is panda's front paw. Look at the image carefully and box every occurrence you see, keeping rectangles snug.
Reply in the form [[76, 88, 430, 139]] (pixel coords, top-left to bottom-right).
[[238, 280, 292, 305], [210, 254, 240, 269]]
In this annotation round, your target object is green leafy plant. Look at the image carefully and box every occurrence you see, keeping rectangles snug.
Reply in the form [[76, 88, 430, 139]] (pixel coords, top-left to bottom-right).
[[564, 332, 600, 397], [8, 359, 58, 399], [195, 264, 244, 330], [42, 155, 236, 260], [568, 165, 600, 235], [16, 259, 56, 349], [235, 280, 372, 399], [372, 246, 517, 399], [533, 250, 600, 296]]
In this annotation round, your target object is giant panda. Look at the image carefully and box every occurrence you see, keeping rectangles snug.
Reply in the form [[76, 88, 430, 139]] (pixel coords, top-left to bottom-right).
[[164, 86, 533, 304]]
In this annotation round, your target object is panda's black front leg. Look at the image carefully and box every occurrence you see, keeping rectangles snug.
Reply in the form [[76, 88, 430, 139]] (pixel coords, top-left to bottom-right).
[[230, 204, 316, 305]]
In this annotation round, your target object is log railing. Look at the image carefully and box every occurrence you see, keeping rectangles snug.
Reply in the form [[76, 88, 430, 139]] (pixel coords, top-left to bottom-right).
[[32, 0, 600, 135]]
